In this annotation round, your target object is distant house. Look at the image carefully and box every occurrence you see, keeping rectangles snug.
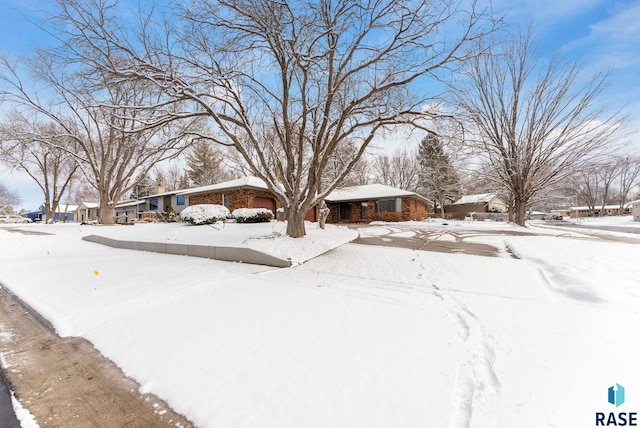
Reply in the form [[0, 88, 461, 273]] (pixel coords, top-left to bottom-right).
[[77, 202, 99, 223], [138, 190, 190, 215], [24, 204, 78, 223], [632, 200, 640, 221], [179, 177, 282, 216], [569, 204, 631, 218], [114, 200, 145, 224], [323, 183, 429, 223], [445, 193, 507, 218]]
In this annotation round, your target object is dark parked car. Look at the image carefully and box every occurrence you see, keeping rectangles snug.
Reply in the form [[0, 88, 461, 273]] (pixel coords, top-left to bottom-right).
[[550, 215, 563, 220]]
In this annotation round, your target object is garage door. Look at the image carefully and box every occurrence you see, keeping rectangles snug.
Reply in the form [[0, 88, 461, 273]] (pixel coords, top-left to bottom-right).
[[304, 207, 317, 222], [252, 196, 276, 214]]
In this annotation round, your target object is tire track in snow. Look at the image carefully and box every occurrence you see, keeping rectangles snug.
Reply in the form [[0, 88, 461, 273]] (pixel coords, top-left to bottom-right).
[[415, 252, 501, 428]]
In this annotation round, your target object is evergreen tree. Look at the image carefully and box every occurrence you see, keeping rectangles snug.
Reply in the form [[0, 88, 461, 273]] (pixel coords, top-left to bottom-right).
[[185, 142, 232, 186], [130, 174, 155, 199], [417, 133, 460, 217]]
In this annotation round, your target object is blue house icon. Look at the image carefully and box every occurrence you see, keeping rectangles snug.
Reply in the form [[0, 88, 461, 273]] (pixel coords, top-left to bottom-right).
[[608, 384, 625, 407]]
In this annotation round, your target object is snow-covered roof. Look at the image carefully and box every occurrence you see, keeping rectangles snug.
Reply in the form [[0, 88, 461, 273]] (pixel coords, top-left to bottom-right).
[[569, 204, 630, 210], [56, 204, 79, 212], [178, 177, 269, 196], [325, 184, 429, 203], [78, 201, 99, 209], [452, 193, 500, 205], [115, 200, 145, 208], [147, 190, 184, 198]]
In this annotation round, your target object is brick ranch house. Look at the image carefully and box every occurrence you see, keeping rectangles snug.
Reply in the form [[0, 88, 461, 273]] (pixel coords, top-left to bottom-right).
[[176, 177, 428, 223], [323, 184, 429, 223], [178, 176, 287, 217]]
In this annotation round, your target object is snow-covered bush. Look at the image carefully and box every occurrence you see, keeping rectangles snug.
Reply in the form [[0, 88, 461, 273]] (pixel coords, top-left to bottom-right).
[[180, 204, 230, 225], [232, 208, 274, 223]]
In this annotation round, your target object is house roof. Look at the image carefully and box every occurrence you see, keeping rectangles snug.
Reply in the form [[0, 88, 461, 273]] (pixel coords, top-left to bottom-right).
[[56, 204, 79, 212], [325, 183, 429, 203], [147, 191, 180, 198], [78, 201, 99, 209], [115, 200, 145, 208], [178, 176, 269, 196], [569, 204, 631, 210], [452, 193, 501, 205]]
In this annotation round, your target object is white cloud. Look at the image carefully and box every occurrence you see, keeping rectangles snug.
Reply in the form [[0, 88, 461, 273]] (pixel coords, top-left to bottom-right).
[[484, 0, 606, 24], [584, 1, 640, 48]]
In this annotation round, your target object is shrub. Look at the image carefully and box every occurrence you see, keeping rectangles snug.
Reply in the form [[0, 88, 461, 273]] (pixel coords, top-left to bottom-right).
[[180, 204, 230, 225], [163, 206, 177, 222], [232, 208, 274, 223]]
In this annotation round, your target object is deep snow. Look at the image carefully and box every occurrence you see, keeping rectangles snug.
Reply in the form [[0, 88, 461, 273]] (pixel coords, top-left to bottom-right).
[[0, 217, 639, 427]]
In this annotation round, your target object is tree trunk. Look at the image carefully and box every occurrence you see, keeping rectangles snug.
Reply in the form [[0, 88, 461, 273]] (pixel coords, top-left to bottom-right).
[[286, 209, 306, 238], [98, 195, 115, 225], [513, 199, 527, 226], [318, 201, 330, 229], [44, 202, 54, 224]]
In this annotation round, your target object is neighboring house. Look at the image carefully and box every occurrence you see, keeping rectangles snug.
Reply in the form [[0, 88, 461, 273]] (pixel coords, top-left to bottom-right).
[[76, 202, 99, 223], [114, 200, 145, 224], [568, 204, 631, 218], [445, 193, 507, 218], [179, 177, 283, 216], [323, 183, 429, 223], [25, 204, 79, 223], [632, 200, 640, 221], [24, 210, 43, 223], [138, 190, 190, 215]]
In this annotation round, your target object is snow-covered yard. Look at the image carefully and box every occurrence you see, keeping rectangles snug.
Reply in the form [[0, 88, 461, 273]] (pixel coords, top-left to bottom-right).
[[0, 218, 639, 427]]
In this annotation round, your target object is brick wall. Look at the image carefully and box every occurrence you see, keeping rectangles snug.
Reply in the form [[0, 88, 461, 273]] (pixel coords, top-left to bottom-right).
[[188, 189, 281, 212], [326, 197, 428, 223]]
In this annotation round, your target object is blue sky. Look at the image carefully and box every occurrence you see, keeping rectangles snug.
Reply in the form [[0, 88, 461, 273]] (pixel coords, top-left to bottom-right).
[[1, 0, 640, 210]]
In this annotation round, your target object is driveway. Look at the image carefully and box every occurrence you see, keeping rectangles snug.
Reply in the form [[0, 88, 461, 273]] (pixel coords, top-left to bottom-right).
[[349, 224, 536, 257]]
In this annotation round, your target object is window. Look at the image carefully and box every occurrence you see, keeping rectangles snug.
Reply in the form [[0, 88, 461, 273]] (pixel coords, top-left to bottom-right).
[[149, 198, 158, 210], [176, 195, 186, 205], [361, 202, 368, 218], [223, 195, 230, 208], [375, 198, 401, 213]]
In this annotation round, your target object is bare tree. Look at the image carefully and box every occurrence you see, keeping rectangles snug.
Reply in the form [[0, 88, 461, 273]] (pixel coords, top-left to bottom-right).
[[597, 162, 619, 214], [0, 54, 192, 224], [452, 28, 621, 225], [153, 163, 190, 192], [68, 179, 99, 204], [371, 148, 421, 192], [322, 139, 370, 189], [571, 165, 601, 215], [616, 156, 640, 211], [0, 182, 20, 213], [53, 0, 497, 237], [0, 113, 78, 222]]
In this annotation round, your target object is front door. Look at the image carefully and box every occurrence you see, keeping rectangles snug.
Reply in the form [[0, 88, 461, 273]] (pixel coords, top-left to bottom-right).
[[339, 203, 352, 221]]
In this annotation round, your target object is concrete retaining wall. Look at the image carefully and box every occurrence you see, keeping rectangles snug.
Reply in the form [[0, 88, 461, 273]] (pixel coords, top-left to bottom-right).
[[82, 235, 292, 268]]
